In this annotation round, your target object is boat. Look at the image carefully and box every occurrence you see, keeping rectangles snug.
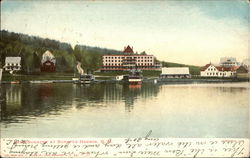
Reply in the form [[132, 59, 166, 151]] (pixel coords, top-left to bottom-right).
[[79, 74, 95, 84], [10, 81, 20, 84], [128, 69, 143, 85], [74, 62, 95, 84]]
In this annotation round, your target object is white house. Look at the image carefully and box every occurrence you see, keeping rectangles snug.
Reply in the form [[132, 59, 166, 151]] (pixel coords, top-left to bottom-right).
[[4, 57, 21, 72], [160, 67, 191, 78], [200, 64, 238, 78]]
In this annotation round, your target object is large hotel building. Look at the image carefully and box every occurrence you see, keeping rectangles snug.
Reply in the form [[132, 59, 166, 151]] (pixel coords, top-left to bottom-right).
[[100, 45, 162, 72]]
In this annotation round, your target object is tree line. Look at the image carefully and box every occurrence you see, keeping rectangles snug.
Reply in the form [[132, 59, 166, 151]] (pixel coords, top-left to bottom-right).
[[0, 30, 122, 74], [0, 30, 200, 75]]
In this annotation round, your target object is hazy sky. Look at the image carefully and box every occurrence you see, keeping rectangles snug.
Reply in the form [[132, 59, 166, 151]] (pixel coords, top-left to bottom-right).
[[1, 0, 249, 66]]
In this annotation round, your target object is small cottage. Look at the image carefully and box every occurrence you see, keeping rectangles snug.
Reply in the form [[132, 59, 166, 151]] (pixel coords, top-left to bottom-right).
[[40, 50, 56, 72], [4, 57, 21, 72], [160, 67, 191, 78]]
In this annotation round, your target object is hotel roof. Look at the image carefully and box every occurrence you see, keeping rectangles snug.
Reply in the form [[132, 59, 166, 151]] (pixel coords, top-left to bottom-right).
[[123, 45, 134, 53]]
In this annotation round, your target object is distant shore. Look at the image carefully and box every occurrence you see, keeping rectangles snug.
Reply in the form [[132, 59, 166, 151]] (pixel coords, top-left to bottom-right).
[[0, 73, 249, 84]]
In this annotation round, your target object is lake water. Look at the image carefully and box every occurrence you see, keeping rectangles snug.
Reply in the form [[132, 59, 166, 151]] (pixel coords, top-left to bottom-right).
[[0, 82, 249, 138]]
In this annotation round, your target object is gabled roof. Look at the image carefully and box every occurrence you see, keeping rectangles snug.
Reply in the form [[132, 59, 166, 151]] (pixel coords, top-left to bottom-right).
[[43, 50, 55, 58], [236, 65, 249, 73], [201, 63, 241, 72], [42, 50, 56, 64], [123, 45, 134, 53], [200, 64, 212, 71]]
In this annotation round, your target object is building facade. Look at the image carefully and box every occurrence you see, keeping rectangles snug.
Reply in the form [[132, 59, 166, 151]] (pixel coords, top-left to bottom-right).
[[4, 57, 21, 72], [40, 50, 56, 72], [200, 64, 239, 78], [100, 45, 162, 72], [219, 57, 241, 67], [160, 67, 191, 78]]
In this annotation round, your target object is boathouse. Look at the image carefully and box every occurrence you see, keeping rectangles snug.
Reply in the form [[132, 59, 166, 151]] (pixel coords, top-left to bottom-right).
[[160, 67, 191, 78], [40, 50, 56, 72]]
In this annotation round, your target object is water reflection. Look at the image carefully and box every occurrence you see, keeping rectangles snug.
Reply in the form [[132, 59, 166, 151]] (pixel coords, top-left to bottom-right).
[[0, 82, 248, 138], [1, 83, 160, 123]]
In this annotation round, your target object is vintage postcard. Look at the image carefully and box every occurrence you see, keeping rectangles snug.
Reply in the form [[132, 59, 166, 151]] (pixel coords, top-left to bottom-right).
[[0, 0, 249, 157]]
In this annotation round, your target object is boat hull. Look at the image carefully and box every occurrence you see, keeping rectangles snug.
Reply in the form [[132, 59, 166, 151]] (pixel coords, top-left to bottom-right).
[[128, 78, 142, 85]]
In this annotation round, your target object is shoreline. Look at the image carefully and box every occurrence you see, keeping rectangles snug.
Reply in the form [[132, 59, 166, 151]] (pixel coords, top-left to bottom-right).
[[0, 77, 249, 84]]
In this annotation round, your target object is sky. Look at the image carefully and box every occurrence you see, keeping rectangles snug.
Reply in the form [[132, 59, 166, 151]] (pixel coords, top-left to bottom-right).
[[1, 0, 249, 66]]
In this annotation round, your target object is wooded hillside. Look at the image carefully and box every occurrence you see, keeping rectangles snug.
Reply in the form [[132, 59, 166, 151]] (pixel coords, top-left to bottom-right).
[[0, 30, 200, 75]]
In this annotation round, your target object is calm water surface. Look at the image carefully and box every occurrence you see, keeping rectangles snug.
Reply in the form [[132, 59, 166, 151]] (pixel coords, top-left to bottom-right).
[[0, 82, 249, 138]]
